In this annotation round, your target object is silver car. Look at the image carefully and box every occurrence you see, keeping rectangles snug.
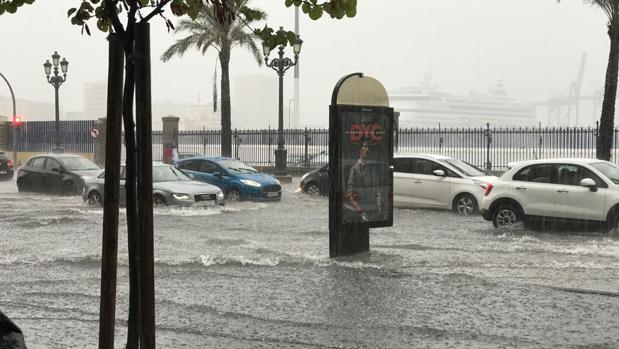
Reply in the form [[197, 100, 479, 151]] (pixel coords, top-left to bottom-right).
[[82, 163, 225, 207]]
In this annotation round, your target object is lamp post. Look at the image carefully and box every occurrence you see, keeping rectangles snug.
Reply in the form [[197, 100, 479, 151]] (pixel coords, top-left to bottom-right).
[[0, 72, 17, 165], [263, 27, 303, 177], [43, 51, 69, 151]]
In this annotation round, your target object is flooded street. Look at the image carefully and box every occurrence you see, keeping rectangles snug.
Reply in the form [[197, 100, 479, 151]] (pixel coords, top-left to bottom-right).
[[1, 178, 619, 348]]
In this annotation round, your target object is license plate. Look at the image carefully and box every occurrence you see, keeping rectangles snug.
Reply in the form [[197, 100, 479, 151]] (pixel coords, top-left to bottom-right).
[[266, 192, 279, 197], [195, 194, 216, 202]]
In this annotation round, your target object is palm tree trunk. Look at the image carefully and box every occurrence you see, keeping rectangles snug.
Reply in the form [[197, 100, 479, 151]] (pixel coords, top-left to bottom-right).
[[597, 24, 619, 160], [220, 52, 232, 157]]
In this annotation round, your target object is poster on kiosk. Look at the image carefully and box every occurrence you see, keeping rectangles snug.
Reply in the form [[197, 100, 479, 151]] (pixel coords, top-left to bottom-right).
[[338, 105, 393, 227]]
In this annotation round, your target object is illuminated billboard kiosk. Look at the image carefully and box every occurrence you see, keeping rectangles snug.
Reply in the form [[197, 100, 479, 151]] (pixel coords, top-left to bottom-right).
[[329, 73, 394, 257]]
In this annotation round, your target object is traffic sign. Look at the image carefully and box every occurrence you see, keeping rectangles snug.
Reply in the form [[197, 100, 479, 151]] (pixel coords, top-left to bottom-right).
[[90, 127, 101, 139]]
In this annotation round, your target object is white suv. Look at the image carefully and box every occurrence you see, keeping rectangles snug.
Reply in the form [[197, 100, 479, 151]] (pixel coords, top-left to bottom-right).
[[393, 154, 497, 215], [480, 158, 619, 229]]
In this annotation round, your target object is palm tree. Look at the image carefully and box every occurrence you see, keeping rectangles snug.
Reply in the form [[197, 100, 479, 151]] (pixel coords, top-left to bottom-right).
[[562, 1, 619, 160], [161, 2, 265, 157]]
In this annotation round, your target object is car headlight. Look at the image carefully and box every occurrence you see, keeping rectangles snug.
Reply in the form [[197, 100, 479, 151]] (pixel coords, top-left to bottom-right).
[[172, 193, 192, 200], [473, 180, 488, 190], [240, 179, 261, 187], [217, 190, 224, 199]]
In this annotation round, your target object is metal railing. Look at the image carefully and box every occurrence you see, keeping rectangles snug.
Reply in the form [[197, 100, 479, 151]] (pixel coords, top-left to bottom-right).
[[5, 120, 97, 154], [7, 121, 619, 171]]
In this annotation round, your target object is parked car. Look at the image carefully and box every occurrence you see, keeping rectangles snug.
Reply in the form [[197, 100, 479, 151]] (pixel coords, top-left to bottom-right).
[[16, 154, 102, 195], [299, 154, 496, 216], [175, 156, 281, 201], [481, 158, 619, 230], [299, 164, 329, 196], [83, 162, 225, 207], [392, 154, 496, 215], [0, 151, 14, 180]]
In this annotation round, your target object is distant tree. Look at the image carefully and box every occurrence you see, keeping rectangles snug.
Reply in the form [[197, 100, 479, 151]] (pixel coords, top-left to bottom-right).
[[161, 2, 266, 157], [560, 0, 619, 160]]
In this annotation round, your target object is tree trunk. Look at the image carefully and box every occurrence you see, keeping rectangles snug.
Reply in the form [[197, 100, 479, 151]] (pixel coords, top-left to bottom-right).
[[597, 24, 619, 160], [220, 51, 232, 157], [122, 32, 141, 349], [135, 22, 156, 349], [99, 33, 124, 349]]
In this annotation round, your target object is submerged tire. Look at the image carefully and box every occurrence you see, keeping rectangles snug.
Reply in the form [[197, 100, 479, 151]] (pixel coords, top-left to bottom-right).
[[304, 182, 320, 196], [492, 204, 521, 228], [153, 194, 167, 207], [17, 180, 27, 193], [226, 189, 241, 202], [453, 193, 478, 216], [88, 191, 103, 206]]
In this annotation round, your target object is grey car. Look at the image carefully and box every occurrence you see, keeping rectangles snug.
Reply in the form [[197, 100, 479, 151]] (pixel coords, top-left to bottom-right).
[[82, 163, 225, 207]]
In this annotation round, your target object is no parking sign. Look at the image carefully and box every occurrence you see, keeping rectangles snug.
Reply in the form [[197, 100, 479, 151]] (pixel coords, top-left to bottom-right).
[[90, 127, 101, 139]]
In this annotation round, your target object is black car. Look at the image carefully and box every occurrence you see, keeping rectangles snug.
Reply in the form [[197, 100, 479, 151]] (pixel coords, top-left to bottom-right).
[[0, 152, 14, 180], [16, 154, 103, 195], [299, 164, 329, 196]]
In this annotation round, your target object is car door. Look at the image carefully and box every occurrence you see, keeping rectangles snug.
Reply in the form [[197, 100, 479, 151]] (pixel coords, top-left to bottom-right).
[[392, 157, 417, 207], [43, 158, 63, 193], [28, 157, 46, 192], [410, 158, 452, 208], [511, 164, 559, 217], [553, 164, 607, 221], [187, 160, 225, 189]]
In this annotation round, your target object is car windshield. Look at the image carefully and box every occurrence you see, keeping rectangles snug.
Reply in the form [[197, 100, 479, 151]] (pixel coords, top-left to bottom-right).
[[441, 158, 486, 177], [153, 165, 192, 182], [218, 159, 258, 173], [591, 162, 619, 184], [59, 157, 101, 171]]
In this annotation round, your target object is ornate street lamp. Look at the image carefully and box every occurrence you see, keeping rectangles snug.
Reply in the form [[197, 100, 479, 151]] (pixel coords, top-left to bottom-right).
[[263, 27, 303, 178], [44, 51, 69, 151]]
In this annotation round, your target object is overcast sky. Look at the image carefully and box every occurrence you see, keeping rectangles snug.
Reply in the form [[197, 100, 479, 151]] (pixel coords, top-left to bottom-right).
[[0, 0, 610, 126]]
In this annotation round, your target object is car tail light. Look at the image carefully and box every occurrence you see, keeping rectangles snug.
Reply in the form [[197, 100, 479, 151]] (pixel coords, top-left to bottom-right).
[[7, 159, 13, 169], [484, 182, 494, 196]]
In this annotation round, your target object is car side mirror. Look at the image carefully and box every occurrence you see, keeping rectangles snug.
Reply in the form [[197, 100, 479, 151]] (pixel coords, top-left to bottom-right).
[[52, 167, 63, 173], [580, 178, 597, 192], [433, 169, 446, 177], [213, 171, 222, 177]]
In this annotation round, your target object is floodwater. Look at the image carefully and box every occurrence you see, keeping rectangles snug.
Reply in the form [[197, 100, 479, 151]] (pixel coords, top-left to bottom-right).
[[1, 178, 619, 348]]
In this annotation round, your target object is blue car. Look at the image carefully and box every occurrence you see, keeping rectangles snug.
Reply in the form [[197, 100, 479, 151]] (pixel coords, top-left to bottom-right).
[[175, 156, 282, 201]]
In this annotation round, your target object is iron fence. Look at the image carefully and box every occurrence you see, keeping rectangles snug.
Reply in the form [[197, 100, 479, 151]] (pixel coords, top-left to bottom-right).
[[7, 121, 619, 171], [5, 120, 97, 154]]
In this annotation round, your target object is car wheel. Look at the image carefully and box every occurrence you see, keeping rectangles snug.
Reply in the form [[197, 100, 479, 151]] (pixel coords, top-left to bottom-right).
[[453, 194, 477, 216], [17, 179, 27, 193], [153, 194, 167, 207], [88, 191, 103, 206], [605, 209, 619, 233], [226, 189, 241, 202], [304, 182, 320, 196], [492, 204, 521, 228]]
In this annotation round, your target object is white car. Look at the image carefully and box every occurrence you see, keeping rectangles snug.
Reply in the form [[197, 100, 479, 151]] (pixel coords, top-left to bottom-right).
[[393, 154, 497, 215], [480, 158, 619, 230]]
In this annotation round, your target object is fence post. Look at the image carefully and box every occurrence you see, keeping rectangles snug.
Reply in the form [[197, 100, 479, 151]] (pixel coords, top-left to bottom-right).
[[304, 127, 309, 166], [485, 123, 492, 171], [438, 123, 443, 154], [233, 128, 239, 159]]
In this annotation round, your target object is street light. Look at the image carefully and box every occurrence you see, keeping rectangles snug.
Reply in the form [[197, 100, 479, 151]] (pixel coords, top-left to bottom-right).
[[43, 51, 69, 151], [263, 27, 303, 177], [0, 72, 17, 165]]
